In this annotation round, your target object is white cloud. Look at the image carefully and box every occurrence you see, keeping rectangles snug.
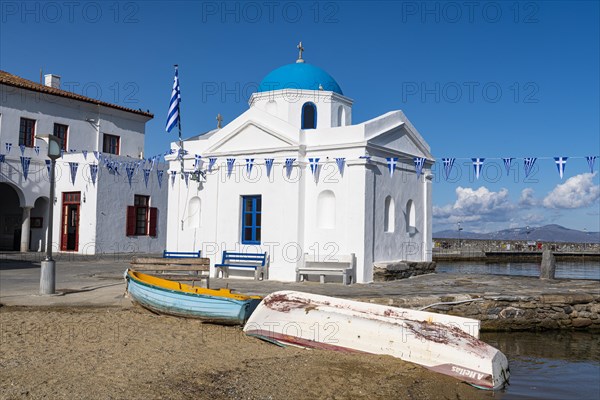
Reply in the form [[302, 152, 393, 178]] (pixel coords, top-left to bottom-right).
[[519, 188, 539, 207], [542, 173, 600, 209], [433, 186, 515, 224]]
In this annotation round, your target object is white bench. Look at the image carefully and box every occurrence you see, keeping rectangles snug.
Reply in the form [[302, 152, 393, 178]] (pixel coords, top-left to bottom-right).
[[296, 253, 356, 285]]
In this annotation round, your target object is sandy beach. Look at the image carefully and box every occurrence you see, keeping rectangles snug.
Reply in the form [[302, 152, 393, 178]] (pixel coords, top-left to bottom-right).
[[0, 304, 491, 400]]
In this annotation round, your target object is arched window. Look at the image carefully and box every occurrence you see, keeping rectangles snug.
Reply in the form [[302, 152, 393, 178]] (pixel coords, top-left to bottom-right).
[[406, 200, 416, 234], [337, 105, 345, 127], [317, 190, 335, 229], [384, 196, 395, 233], [187, 197, 201, 229], [301, 102, 317, 129]]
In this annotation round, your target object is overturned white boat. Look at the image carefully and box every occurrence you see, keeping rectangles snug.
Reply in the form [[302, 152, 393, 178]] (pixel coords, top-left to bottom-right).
[[243, 291, 509, 390]]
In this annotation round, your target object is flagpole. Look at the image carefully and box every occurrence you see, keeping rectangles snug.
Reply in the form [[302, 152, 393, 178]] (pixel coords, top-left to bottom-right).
[[174, 64, 185, 178]]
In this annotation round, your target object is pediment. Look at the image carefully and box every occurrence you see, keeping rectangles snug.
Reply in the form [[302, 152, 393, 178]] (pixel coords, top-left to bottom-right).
[[369, 126, 431, 159], [205, 121, 298, 154]]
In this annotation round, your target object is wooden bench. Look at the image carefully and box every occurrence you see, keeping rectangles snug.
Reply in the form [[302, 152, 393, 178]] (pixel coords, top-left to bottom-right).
[[163, 250, 202, 258], [214, 251, 269, 280], [130, 256, 210, 288], [296, 253, 356, 285]]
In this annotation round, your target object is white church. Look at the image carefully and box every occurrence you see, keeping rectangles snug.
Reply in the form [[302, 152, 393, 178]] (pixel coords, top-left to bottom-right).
[[166, 45, 434, 283]]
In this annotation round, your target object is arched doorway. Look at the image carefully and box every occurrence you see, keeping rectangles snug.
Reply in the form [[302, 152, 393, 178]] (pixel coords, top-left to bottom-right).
[[0, 183, 24, 250]]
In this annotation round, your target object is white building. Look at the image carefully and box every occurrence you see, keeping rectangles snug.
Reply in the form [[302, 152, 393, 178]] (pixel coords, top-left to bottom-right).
[[166, 51, 433, 283], [0, 70, 167, 255]]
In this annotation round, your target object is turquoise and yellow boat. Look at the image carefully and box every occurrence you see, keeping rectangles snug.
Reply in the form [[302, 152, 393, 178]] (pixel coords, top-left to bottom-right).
[[125, 269, 262, 325]]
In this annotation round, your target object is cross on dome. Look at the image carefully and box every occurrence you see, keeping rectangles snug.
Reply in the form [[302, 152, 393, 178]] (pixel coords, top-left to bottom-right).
[[296, 41, 305, 63]]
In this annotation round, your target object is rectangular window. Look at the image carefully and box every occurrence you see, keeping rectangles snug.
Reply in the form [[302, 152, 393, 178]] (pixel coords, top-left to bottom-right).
[[126, 195, 157, 237], [241, 195, 261, 245], [19, 118, 36, 147], [53, 123, 68, 151], [103, 133, 120, 155]]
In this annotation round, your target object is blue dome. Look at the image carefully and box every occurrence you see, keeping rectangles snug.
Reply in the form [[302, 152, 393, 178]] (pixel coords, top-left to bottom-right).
[[257, 63, 343, 95]]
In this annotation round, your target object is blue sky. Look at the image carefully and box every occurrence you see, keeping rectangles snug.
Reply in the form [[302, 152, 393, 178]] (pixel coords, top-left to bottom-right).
[[2, 1, 598, 232]]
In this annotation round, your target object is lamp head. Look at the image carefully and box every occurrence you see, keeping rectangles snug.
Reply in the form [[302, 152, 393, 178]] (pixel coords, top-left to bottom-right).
[[35, 134, 61, 160]]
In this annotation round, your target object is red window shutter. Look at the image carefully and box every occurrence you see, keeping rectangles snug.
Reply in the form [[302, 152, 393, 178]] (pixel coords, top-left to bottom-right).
[[126, 206, 136, 236], [149, 207, 158, 237]]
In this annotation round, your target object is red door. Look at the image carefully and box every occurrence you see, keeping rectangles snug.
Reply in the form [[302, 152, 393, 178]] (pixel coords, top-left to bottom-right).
[[60, 192, 80, 251]]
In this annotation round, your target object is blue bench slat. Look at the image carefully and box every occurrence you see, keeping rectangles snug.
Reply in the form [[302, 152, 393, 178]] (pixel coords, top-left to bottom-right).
[[163, 250, 202, 258]]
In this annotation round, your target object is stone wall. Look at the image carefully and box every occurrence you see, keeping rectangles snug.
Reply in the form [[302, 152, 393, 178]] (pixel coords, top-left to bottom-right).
[[433, 238, 600, 253], [373, 261, 436, 281]]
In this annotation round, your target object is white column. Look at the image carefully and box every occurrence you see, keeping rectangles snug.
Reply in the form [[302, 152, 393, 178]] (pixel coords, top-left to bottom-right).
[[20, 206, 32, 252]]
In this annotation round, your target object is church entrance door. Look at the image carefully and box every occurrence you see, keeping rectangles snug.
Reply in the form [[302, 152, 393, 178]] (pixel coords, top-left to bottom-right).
[[60, 192, 80, 251]]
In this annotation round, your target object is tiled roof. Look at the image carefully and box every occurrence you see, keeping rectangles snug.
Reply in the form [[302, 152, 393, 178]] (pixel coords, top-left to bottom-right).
[[0, 70, 154, 118]]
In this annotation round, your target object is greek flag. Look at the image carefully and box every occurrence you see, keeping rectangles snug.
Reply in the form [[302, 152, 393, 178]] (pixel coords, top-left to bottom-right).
[[157, 170, 164, 188], [246, 158, 254, 177], [0, 154, 5, 163], [264, 158, 274, 178], [20, 156, 31, 180], [554, 157, 568, 179], [143, 168, 151, 187], [472, 158, 485, 180], [166, 66, 181, 133], [523, 157, 537, 178], [60, 149, 64, 158], [5, 143, 11, 153], [226, 158, 235, 177], [503, 158, 514, 175], [386, 157, 398, 177], [586, 156, 597, 173], [69, 162, 79, 185], [93, 151, 99, 160], [126, 164, 135, 187], [442, 158, 455, 180], [285, 158, 296, 178], [20, 144, 26, 155], [309, 157, 320, 177], [359, 155, 372, 162], [194, 154, 203, 170], [82, 150, 88, 160], [208, 157, 217, 172], [335, 157, 345, 176], [90, 164, 98, 186], [45, 159, 51, 173], [183, 171, 190, 187], [170, 170, 177, 187], [34, 146, 40, 156], [414, 157, 425, 179]]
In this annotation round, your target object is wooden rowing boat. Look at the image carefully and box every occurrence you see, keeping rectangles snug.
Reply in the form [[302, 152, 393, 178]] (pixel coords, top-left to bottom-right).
[[243, 291, 510, 390], [125, 269, 261, 325]]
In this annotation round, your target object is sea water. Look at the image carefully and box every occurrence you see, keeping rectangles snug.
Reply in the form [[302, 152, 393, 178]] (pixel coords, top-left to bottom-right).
[[436, 261, 600, 280]]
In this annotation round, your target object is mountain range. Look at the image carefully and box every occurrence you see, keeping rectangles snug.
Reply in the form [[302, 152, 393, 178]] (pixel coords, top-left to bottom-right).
[[433, 224, 600, 243]]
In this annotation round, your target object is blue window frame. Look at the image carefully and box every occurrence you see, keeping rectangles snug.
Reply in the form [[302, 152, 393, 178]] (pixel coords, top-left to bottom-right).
[[301, 102, 317, 129], [241, 195, 262, 244]]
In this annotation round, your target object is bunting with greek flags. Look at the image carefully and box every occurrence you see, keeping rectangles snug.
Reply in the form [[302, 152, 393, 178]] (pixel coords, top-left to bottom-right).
[[60, 149, 64, 159], [93, 151, 100, 160], [70, 149, 76, 153], [386, 157, 398, 177], [157, 170, 164, 188], [554, 157, 568, 179], [226, 158, 235, 177], [359, 155, 372, 162], [90, 164, 98, 186], [82, 150, 88, 160], [586, 156, 596, 173], [194, 154, 203, 170], [34, 146, 40, 156], [414, 157, 425, 179], [45, 159, 51, 173], [335, 157, 345, 176], [125, 164, 135, 187], [208, 157, 217, 172], [442, 158, 455, 180], [20, 144, 26, 155], [309, 157, 320, 177], [69, 162, 79, 185], [166, 66, 181, 133], [5, 143, 11, 153], [285, 158, 295, 178], [170, 170, 177, 187], [143, 168, 151, 187], [0, 154, 4, 163], [264, 158, 274, 178], [20, 156, 31, 180], [245, 159, 254, 177], [524, 157, 537, 178], [472, 158, 485, 180], [183, 171, 190, 187], [503, 158, 514, 175]]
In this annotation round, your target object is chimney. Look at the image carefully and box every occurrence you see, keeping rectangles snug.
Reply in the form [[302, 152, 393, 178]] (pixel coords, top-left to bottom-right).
[[44, 74, 61, 89]]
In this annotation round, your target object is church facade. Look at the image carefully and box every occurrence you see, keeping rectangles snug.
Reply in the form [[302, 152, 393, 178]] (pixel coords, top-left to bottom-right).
[[166, 50, 433, 283]]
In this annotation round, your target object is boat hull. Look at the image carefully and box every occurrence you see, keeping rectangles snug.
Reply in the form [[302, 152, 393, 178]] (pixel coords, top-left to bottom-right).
[[126, 270, 261, 325], [243, 291, 509, 390]]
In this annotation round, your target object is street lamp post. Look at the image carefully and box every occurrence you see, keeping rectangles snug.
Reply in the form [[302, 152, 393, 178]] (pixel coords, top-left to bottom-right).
[[36, 134, 61, 295], [457, 221, 463, 249]]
